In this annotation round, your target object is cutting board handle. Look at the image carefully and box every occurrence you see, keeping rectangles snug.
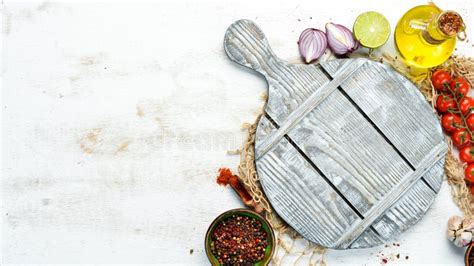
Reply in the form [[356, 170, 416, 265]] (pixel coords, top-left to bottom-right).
[[224, 19, 280, 76]]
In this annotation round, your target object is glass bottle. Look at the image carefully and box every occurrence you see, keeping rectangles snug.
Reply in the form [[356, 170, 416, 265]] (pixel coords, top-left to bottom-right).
[[395, 4, 465, 69]]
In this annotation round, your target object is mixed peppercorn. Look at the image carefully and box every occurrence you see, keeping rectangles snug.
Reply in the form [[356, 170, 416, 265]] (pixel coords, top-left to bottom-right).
[[210, 215, 268, 265], [432, 70, 474, 196]]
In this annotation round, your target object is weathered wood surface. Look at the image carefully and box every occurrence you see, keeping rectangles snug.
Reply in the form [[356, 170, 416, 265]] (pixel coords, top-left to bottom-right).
[[224, 19, 447, 249]]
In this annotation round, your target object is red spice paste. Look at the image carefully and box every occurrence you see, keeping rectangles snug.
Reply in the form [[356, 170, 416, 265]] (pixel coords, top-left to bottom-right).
[[216, 168, 253, 206]]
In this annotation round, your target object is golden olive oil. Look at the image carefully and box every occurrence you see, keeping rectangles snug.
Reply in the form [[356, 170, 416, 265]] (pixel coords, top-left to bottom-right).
[[395, 4, 462, 68]]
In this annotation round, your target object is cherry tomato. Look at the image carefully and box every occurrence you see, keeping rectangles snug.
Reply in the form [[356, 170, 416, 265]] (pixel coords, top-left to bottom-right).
[[450, 76, 471, 97], [452, 129, 471, 147], [464, 163, 474, 183], [459, 97, 474, 114], [431, 70, 452, 91], [467, 115, 474, 131], [459, 146, 474, 163], [441, 113, 463, 133], [436, 95, 456, 113]]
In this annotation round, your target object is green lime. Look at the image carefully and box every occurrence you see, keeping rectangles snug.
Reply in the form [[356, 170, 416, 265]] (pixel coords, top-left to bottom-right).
[[353, 11, 391, 48]]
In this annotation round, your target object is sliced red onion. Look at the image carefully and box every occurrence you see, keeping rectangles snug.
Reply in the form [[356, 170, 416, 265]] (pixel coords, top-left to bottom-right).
[[325, 22, 359, 55], [298, 28, 327, 63]]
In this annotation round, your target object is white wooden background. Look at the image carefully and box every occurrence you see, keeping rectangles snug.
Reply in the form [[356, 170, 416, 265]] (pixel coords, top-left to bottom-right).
[[1, 0, 473, 264]]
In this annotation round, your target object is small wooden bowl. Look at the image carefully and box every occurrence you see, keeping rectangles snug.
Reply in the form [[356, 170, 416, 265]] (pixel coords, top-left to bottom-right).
[[205, 208, 275, 266], [466, 242, 474, 266]]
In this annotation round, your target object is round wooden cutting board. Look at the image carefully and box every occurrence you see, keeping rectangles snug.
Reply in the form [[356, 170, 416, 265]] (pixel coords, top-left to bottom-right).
[[224, 19, 447, 249]]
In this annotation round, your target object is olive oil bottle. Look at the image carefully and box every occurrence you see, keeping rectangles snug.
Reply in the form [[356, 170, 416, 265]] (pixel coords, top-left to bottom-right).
[[395, 4, 465, 68]]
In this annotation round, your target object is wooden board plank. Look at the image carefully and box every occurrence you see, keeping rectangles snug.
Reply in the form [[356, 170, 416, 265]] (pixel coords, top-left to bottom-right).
[[368, 156, 445, 240], [371, 179, 437, 240], [333, 143, 445, 248], [256, 116, 364, 247], [422, 156, 445, 192], [349, 229, 384, 249], [224, 19, 330, 124], [321, 60, 446, 169], [319, 58, 446, 191], [256, 60, 365, 158], [286, 90, 413, 215]]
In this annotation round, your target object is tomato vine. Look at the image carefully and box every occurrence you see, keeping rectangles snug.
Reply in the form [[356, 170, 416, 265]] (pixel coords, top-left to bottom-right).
[[433, 70, 474, 192]]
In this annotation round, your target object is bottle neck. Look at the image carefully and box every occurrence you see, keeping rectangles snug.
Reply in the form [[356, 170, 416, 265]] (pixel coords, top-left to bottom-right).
[[422, 11, 464, 45], [421, 30, 449, 45]]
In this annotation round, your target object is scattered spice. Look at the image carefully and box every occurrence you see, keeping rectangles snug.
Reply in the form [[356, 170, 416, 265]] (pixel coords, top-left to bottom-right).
[[210, 214, 268, 265], [189, 249, 194, 255], [377, 242, 407, 264], [406, 256, 409, 260]]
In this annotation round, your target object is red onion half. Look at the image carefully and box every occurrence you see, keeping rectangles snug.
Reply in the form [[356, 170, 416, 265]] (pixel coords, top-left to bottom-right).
[[325, 22, 359, 55], [298, 28, 327, 63]]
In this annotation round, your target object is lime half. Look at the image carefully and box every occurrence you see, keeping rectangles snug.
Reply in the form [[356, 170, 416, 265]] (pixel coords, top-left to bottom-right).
[[353, 11, 391, 48]]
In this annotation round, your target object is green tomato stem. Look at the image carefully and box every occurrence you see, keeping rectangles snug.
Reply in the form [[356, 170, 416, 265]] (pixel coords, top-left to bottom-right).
[[446, 82, 473, 144]]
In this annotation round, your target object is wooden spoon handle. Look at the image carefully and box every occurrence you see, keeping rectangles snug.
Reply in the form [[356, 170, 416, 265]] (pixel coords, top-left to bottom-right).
[[224, 19, 280, 76]]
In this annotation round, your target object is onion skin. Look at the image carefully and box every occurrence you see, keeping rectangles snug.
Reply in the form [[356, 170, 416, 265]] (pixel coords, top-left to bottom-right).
[[325, 22, 359, 55], [298, 28, 327, 63]]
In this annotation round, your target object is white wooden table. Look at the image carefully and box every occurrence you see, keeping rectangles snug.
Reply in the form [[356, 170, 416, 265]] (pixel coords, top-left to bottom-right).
[[1, 0, 473, 264]]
